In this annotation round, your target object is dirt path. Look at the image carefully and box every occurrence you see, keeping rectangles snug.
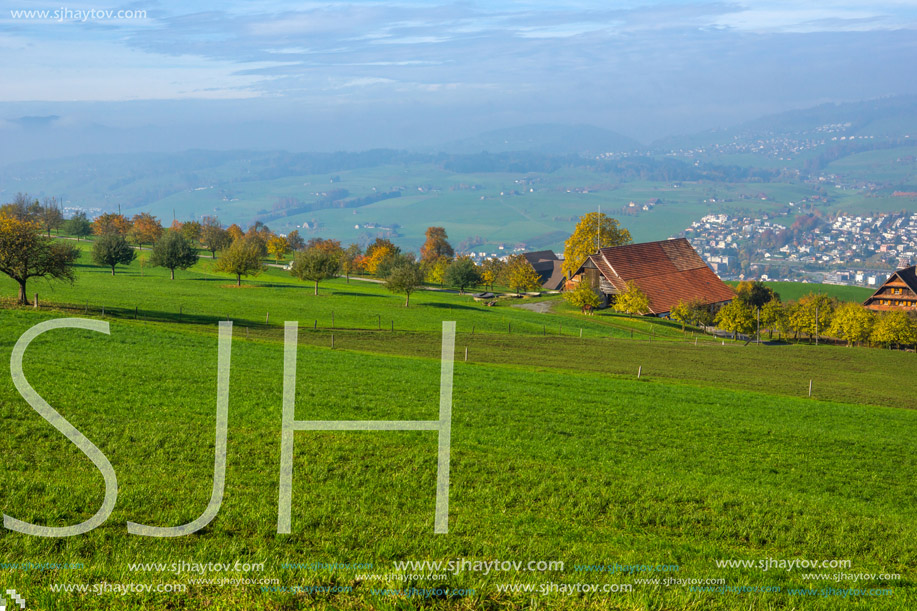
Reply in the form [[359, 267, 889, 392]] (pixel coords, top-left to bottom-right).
[[512, 301, 555, 313]]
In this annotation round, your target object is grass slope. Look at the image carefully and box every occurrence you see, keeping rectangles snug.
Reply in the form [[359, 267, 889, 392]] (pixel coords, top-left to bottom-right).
[[0, 306, 915, 610]]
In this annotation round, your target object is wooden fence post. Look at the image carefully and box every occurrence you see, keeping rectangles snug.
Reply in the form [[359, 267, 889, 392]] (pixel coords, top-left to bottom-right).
[[464, 347, 468, 362], [637, 365, 642, 379]]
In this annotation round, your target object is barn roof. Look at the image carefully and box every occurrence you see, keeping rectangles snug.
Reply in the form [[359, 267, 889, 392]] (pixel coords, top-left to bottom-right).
[[576, 238, 734, 314], [864, 265, 917, 307], [890, 266, 917, 293], [523, 250, 566, 290]]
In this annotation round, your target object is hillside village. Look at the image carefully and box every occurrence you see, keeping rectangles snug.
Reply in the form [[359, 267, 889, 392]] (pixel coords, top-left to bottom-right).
[[683, 210, 917, 286]]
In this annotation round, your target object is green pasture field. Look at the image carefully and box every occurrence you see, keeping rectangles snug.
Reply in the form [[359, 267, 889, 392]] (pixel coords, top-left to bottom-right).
[[0, 243, 701, 342], [0, 306, 915, 610], [726, 281, 875, 303]]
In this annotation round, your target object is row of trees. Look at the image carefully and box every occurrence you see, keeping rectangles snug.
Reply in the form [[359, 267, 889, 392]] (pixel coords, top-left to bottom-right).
[[280, 231, 547, 306], [698, 282, 917, 349], [714, 291, 917, 348]]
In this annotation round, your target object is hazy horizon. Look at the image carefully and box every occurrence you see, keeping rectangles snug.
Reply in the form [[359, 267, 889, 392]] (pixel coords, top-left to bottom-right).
[[2, 1, 917, 163]]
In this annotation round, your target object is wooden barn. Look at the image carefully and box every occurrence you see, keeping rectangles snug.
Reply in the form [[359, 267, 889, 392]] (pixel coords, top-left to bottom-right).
[[522, 250, 566, 291], [571, 238, 735, 315], [863, 266, 917, 312]]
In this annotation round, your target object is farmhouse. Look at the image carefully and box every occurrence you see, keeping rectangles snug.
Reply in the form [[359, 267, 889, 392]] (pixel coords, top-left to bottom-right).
[[571, 238, 734, 315], [522, 250, 566, 291], [863, 265, 917, 312]]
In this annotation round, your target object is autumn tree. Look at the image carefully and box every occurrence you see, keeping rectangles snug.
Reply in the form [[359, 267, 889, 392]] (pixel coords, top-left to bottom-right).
[[267, 235, 290, 263], [65, 211, 92, 240], [789, 293, 836, 341], [760, 299, 787, 339], [200, 216, 231, 258], [93, 212, 132, 237], [562, 212, 632, 278], [181, 220, 203, 244], [871, 311, 917, 349], [150, 231, 199, 279], [613, 280, 651, 316], [291, 247, 342, 295], [246, 221, 273, 240], [92, 233, 136, 275], [226, 224, 244, 242], [714, 299, 756, 339], [365, 237, 400, 258], [39, 198, 64, 237], [305, 238, 343, 255], [286, 229, 306, 252], [480, 257, 505, 291], [1, 193, 41, 221], [829, 302, 875, 346], [385, 260, 425, 307], [505, 254, 542, 293], [0, 215, 80, 304], [365, 244, 394, 275], [443, 257, 482, 293], [128, 212, 163, 250], [424, 255, 450, 287], [340, 243, 362, 282], [214, 237, 265, 286], [564, 281, 600, 314], [734, 280, 779, 308], [670, 298, 713, 330], [420, 226, 454, 263]]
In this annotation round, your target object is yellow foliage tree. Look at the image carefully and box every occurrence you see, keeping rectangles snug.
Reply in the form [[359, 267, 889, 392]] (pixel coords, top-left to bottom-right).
[[267, 235, 290, 263], [613, 280, 651, 315], [227, 224, 244, 242], [505, 254, 542, 293], [365, 245, 394, 275], [562, 212, 631, 278]]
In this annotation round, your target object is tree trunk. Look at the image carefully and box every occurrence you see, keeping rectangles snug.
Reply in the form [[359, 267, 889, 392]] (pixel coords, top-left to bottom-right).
[[111, 266, 116, 276], [237, 274, 241, 286], [314, 281, 319, 296], [405, 292, 411, 307], [17, 279, 28, 305], [170, 268, 175, 280]]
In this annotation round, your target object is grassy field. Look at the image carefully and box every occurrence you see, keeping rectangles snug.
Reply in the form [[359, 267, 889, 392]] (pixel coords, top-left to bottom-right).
[[1, 258, 915, 610], [726, 280, 875, 303], [0, 242, 702, 343]]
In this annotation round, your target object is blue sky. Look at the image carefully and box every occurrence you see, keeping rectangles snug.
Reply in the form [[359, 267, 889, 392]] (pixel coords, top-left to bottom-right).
[[1, 0, 916, 153]]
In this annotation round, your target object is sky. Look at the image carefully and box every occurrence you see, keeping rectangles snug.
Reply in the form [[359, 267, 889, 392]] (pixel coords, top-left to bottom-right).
[[1, 0, 917, 159]]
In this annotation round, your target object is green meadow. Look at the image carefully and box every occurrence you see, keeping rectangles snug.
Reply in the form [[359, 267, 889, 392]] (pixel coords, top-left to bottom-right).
[[0, 253, 915, 610]]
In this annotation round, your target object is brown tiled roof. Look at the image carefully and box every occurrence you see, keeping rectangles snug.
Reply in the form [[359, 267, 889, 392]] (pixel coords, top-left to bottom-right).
[[629, 267, 736, 314], [583, 238, 734, 314]]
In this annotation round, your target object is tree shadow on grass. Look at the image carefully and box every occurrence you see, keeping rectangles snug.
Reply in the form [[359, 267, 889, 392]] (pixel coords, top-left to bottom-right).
[[329, 291, 387, 298], [421, 302, 482, 311]]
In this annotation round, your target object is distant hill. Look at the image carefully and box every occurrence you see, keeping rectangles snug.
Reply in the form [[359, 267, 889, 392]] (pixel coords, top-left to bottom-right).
[[655, 95, 917, 151], [441, 124, 643, 155]]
